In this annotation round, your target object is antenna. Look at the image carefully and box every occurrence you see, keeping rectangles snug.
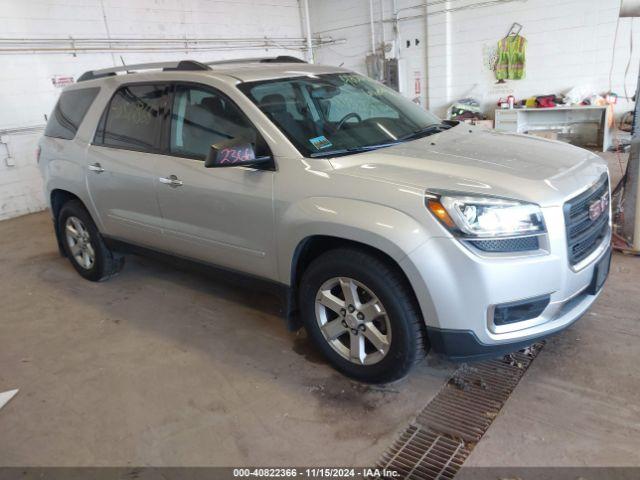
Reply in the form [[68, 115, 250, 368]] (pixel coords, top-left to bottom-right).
[[120, 56, 131, 74]]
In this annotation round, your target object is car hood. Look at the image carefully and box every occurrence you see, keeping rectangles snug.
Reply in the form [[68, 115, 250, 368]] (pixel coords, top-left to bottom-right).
[[328, 125, 608, 206]]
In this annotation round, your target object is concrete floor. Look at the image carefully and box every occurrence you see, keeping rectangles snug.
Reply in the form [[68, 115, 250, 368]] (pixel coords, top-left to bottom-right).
[[0, 151, 638, 468], [0, 211, 455, 466]]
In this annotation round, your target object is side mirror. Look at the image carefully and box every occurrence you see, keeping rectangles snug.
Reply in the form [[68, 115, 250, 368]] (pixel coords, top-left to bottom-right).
[[204, 138, 271, 169]]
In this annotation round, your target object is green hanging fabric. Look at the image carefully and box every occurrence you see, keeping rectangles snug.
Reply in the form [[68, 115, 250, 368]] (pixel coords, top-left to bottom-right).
[[495, 35, 527, 80]]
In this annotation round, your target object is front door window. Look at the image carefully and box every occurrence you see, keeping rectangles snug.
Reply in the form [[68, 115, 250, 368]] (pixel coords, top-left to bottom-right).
[[169, 85, 258, 159]]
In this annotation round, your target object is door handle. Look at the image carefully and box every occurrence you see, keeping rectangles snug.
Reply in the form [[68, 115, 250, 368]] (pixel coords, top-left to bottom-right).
[[88, 162, 104, 173], [159, 175, 183, 188]]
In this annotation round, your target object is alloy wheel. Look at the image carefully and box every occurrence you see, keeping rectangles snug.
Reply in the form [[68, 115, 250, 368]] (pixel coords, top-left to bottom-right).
[[65, 216, 95, 270], [314, 276, 391, 365]]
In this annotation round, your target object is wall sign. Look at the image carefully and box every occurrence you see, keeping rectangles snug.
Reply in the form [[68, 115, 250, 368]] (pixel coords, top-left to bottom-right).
[[51, 76, 74, 88]]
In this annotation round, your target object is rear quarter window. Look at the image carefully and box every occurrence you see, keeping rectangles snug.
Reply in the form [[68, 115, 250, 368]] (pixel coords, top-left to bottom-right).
[[44, 87, 100, 140]]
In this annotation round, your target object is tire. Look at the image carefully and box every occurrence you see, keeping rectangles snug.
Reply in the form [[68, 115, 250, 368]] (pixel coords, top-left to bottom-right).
[[299, 247, 428, 383], [58, 200, 124, 282]]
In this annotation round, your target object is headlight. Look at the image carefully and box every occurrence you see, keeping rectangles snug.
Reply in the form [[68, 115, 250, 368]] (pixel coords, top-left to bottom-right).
[[426, 193, 545, 238]]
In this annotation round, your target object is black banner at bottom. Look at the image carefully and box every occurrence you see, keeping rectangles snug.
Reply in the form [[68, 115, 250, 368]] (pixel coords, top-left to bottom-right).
[[0, 467, 639, 480]]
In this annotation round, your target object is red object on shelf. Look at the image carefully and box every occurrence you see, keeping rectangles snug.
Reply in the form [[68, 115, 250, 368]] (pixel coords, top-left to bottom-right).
[[536, 95, 556, 108]]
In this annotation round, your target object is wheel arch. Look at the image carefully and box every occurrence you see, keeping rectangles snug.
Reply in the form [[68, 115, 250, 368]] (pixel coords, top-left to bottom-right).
[[277, 196, 435, 331], [50, 189, 83, 220], [50, 189, 92, 257], [285, 235, 425, 333]]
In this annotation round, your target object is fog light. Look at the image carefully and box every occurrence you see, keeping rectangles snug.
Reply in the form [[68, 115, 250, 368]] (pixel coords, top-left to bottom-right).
[[493, 295, 550, 326]]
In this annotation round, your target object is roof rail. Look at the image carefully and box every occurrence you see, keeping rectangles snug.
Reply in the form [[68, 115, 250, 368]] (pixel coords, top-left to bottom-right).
[[77, 60, 211, 82], [207, 55, 306, 66]]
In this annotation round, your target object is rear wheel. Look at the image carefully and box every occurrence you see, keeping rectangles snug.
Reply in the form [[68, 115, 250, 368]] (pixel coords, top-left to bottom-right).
[[299, 248, 428, 383], [58, 200, 124, 281]]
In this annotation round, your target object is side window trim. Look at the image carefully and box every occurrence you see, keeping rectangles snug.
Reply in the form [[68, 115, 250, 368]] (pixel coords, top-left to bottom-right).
[[159, 84, 176, 155], [93, 96, 108, 145], [92, 82, 171, 154]]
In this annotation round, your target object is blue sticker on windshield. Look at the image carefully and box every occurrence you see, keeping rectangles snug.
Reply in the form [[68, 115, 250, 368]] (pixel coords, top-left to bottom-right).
[[309, 135, 333, 150]]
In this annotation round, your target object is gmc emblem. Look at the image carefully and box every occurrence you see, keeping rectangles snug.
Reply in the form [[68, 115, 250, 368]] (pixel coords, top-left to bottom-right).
[[588, 193, 609, 221]]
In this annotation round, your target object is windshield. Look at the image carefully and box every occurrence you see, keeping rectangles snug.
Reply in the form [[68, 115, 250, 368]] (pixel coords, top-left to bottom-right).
[[237, 73, 443, 157]]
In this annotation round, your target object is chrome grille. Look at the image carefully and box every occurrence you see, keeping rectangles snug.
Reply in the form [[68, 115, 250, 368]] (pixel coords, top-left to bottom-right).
[[564, 174, 610, 266]]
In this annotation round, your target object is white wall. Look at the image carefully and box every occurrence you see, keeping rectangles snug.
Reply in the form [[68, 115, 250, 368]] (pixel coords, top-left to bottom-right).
[[4, 0, 637, 221], [0, 0, 306, 220], [310, 0, 639, 117], [309, 0, 429, 105]]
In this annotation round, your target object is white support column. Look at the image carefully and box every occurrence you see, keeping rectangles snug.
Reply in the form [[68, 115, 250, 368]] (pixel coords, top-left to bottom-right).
[[369, 0, 376, 54], [302, 0, 314, 63]]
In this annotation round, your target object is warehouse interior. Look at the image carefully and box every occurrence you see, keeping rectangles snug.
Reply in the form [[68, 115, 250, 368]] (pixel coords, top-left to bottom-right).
[[1, 0, 639, 477]]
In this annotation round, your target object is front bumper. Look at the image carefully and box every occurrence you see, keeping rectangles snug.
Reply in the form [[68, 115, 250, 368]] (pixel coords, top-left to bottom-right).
[[425, 326, 563, 361], [399, 204, 611, 358]]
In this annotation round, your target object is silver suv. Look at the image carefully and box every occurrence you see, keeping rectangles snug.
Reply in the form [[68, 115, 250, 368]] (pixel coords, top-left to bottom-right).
[[39, 57, 611, 382]]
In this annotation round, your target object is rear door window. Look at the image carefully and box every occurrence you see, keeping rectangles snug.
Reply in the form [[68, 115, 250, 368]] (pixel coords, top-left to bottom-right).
[[95, 84, 168, 151], [44, 87, 100, 140]]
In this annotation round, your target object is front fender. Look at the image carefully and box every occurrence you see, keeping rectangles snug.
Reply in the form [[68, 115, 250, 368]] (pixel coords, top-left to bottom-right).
[[277, 196, 432, 284]]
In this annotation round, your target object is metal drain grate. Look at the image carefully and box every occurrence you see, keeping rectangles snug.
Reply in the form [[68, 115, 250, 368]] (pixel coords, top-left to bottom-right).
[[376, 345, 543, 479], [377, 425, 469, 480]]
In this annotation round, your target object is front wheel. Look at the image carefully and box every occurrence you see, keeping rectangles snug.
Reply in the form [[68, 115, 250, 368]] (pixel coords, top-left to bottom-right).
[[299, 248, 428, 383]]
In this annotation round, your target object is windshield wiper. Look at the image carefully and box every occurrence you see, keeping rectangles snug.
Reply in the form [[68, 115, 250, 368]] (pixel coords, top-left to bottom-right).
[[308, 123, 451, 158], [396, 123, 451, 142], [309, 142, 397, 158]]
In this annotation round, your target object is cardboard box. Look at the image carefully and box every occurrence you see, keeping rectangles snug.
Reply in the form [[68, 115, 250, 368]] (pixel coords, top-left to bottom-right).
[[463, 119, 494, 129], [527, 129, 559, 140]]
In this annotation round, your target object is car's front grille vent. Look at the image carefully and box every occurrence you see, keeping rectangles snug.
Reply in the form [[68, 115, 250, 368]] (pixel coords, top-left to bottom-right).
[[493, 294, 550, 325], [469, 235, 539, 252], [564, 174, 610, 266]]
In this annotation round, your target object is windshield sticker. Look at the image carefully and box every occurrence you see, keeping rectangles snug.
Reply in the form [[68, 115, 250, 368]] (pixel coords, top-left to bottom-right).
[[309, 135, 333, 150]]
